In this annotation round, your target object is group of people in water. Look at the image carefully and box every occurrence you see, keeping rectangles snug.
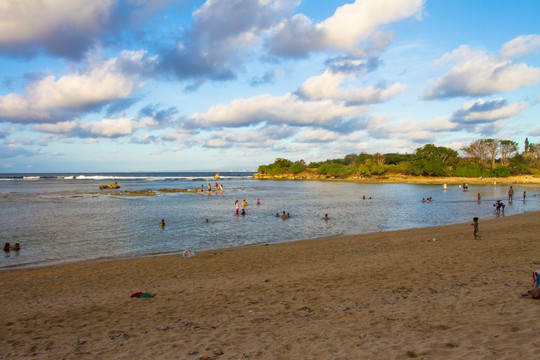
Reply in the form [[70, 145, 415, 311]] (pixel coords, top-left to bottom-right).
[[422, 197, 433, 203], [3, 242, 20, 253], [472, 185, 531, 239], [276, 211, 290, 219], [493, 199, 506, 214], [507, 186, 526, 202], [235, 199, 261, 216], [201, 183, 224, 193]]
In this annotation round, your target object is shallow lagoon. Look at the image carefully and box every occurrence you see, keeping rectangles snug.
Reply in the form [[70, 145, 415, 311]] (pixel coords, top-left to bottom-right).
[[1, 173, 539, 268]]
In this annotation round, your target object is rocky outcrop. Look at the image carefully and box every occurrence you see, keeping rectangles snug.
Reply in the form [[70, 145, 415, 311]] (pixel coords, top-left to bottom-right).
[[99, 181, 120, 189]]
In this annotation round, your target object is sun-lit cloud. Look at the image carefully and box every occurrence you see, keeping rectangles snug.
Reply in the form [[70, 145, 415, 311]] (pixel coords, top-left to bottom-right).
[[185, 92, 368, 129], [0, 51, 155, 124], [0, 0, 174, 60], [0, 1, 538, 172], [158, 0, 299, 87], [33, 115, 160, 139], [296, 128, 339, 143], [265, 0, 424, 58], [297, 69, 405, 104], [423, 39, 540, 99], [500, 34, 540, 59]]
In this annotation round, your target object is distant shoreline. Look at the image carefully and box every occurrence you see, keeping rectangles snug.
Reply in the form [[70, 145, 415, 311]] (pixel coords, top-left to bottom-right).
[[253, 173, 540, 185]]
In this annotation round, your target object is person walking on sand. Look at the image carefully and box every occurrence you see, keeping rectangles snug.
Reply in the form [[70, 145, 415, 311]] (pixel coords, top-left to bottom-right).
[[471, 217, 481, 239], [508, 186, 514, 202]]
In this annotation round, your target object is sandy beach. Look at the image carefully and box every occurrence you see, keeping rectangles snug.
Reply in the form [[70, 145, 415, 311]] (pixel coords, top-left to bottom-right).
[[253, 173, 540, 186], [1, 211, 539, 359]]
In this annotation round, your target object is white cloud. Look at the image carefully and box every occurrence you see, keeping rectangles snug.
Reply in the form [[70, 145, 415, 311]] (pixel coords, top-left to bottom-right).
[[0, 0, 114, 43], [423, 42, 540, 99], [33, 121, 79, 134], [297, 128, 339, 143], [267, 0, 424, 57], [0, 51, 152, 123], [34, 116, 155, 138], [186, 92, 368, 128], [451, 98, 528, 124], [82, 118, 135, 137], [298, 69, 406, 104], [318, 0, 424, 51], [500, 34, 540, 59]]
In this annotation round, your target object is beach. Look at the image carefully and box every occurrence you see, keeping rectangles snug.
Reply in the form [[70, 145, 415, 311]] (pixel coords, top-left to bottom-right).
[[1, 211, 539, 359], [253, 173, 540, 186]]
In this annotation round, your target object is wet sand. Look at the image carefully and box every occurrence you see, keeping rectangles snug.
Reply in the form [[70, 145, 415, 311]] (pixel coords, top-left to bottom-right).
[[1, 211, 539, 359]]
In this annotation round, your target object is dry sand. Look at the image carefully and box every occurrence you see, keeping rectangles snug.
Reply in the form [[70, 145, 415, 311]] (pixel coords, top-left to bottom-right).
[[1, 211, 539, 359]]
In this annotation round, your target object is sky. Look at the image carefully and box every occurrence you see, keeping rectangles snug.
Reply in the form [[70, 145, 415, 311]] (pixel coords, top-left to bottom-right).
[[1, 0, 539, 173]]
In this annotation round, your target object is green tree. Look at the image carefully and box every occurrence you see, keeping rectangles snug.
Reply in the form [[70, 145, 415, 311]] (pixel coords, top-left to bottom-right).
[[354, 152, 372, 164], [409, 144, 459, 176], [384, 153, 413, 165], [343, 153, 357, 165], [289, 162, 306, 174], [317, 163, 357, 177]]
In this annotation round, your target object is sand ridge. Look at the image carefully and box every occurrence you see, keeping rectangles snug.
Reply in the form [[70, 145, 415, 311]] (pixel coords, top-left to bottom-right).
[[1, 211, 539, 359]]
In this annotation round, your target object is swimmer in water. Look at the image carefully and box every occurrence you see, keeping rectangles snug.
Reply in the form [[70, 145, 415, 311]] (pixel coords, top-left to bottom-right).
[[159, 219, 165, 226]]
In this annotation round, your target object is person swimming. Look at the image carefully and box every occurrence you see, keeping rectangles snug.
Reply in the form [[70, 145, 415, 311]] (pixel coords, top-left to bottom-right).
[[159, 219, 165, 226], [324, 214, 329, 221], [3, 243, 10, 252]]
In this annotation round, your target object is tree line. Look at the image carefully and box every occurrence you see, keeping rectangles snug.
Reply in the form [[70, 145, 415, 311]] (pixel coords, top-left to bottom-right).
[[257, 138, 540, 178]]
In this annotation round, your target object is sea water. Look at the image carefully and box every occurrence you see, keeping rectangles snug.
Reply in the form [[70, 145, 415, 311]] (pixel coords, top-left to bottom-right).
[[1, 172, 539, 269]]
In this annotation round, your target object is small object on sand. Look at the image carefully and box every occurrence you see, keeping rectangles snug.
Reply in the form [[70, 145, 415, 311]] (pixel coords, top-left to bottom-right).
[[130, 292, 156, 298]]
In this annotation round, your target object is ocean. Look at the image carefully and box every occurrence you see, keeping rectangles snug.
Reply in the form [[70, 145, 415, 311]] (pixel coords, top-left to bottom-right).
[[1, 172, 539, 269]]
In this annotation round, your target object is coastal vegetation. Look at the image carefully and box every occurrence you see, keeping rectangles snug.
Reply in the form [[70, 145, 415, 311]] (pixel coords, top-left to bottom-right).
[[257, 138, 540, 179]]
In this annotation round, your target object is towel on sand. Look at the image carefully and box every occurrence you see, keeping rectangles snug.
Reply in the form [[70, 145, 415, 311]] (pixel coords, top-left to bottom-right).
[[130, 292, 156, 298]]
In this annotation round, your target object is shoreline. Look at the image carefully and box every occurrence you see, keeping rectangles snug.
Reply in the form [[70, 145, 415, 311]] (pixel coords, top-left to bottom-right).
[[253, 173, 540, 185], [1, 211, 539, 359], [3, 208, 538, 272]]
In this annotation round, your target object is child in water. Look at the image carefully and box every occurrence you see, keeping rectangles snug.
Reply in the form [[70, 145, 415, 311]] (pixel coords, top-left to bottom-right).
[[471, 217, 480, 239]]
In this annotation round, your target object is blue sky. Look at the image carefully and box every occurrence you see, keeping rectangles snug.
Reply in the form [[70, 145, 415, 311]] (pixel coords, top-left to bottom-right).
[[1, 0, 539, 173]]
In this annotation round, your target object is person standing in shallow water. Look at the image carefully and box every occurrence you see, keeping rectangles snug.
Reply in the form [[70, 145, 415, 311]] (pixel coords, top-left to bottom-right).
[[508, 186, 514, 202]]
